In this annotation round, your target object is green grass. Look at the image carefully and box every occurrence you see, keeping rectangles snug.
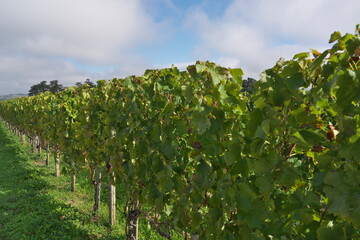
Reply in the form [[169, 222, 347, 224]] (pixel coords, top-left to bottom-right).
[[0, 123, 177, 240]]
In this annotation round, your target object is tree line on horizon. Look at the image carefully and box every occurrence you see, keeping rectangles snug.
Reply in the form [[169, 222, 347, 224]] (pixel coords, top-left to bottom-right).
[[28, 79, 97, 96], [28, 77, 256, 97]]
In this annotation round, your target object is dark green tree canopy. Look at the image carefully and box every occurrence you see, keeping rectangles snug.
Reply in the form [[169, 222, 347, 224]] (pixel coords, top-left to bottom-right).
[[48, 80, 64, 94], [242, 77, 256, 94], [75, 79, 96, 88], [28, 80, 64, 96], [28, 81, 49, 96]]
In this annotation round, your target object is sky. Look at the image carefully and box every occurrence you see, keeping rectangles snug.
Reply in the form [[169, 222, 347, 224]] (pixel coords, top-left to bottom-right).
[[0, 0, 359, 95]]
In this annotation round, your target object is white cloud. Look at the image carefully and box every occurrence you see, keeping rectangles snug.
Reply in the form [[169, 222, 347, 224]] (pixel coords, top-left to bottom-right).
[[0, 55, 90, 94], [0, 0, 165, 94], [185, 0, 360, 78], [0, 0, 358, 94], [248, 0, 359, 44], [0, 0, 160, 64], [0, 53, 155, 95]]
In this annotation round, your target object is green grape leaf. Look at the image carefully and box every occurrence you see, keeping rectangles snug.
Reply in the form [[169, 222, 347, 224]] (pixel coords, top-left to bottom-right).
[[229, 68, 244, 84], [236, 183, 256, 212], [293, 52, 310, 60], [298, 129, 324, 146], [255, 175, 273, 197], [317, 225, 346, 240], [307, 50, 329, 76], [191, 110, 211, 134], [209, 69, 222, 85], [329, 31, 341, 43], [248, 109, 263, 137]]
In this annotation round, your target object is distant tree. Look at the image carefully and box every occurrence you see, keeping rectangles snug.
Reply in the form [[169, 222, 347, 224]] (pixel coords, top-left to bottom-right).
[[84, 79, 96, 88], [74, 79, 96, 88], [48, 80, 64, 94], [75, 82, 83, 87], [28, 81, 50, 96], [28, 80, 65, 96], [242, 78, 256, 94]]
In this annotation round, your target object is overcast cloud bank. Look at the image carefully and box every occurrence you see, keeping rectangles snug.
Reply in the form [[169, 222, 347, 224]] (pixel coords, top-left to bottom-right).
[[0, 0, 359, 94]]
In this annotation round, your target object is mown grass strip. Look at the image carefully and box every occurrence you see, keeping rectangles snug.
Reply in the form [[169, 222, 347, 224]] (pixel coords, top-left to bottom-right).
[[0, 121, 180, 240], [0, 122, 125, 240]]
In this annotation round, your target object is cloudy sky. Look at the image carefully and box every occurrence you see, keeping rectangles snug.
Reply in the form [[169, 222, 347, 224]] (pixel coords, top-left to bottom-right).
[[0, 0, 359, 95]]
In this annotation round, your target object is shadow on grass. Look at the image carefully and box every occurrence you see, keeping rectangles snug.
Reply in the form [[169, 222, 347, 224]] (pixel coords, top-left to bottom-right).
[[0, 124, 98, 240]]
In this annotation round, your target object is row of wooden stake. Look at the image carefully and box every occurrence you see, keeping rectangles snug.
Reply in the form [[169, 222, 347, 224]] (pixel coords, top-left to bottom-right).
[[2, 120, 141, 240]]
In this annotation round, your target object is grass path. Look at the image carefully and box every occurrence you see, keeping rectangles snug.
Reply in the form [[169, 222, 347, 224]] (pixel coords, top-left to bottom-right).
[[0, 121, 181, 240], [0, 122, 125, 239]]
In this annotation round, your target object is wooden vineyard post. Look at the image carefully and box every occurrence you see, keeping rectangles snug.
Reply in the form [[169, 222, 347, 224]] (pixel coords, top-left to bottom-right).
[[71, 161, 76, 192], [30, 136, 34, 152], [126, 199, 140, 240], [93, 166, 102, 213], [54, 149, 60, 177], [109, 172, 116, 226], [36, 137, 42, 157], [21, 132, 26, 145], [46, 145, 50, 166]]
